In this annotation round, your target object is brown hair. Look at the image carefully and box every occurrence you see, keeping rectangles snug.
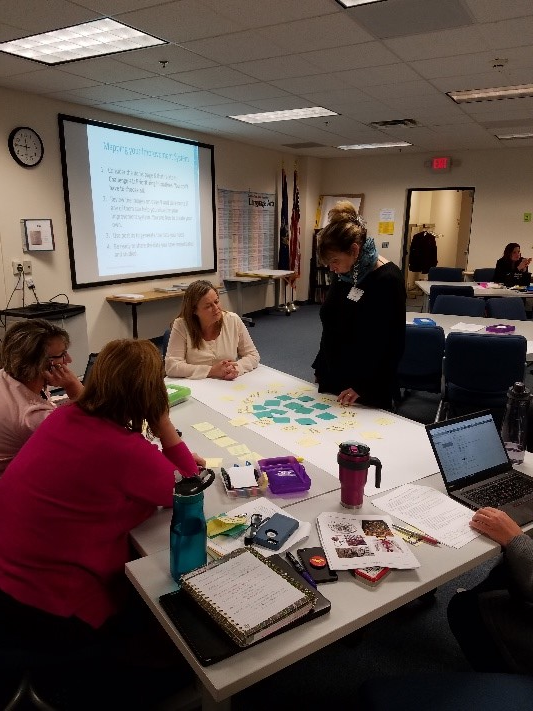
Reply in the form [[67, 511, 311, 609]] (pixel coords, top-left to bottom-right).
[[0, 318, 70, 383], [503, 243, 520, 261], [177, 279, 223, 350], [316, 200, 367, 266], [76, 339, 168, 437]]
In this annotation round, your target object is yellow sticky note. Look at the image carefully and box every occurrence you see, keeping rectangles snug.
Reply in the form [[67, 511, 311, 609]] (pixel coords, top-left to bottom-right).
[[297, 436, 321, 447], [375, 417, 394, 426], [205, 457, 223, 468], [204, 428, 226, 440], [361, 431, 383, 440], [193, 421, 215, 432], [227, 443, 252, 456], [214, 436, 237, 448], [229, 416, 251, 427]]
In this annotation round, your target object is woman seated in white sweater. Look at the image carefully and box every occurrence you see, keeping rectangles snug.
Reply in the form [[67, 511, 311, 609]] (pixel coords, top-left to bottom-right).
[[165, 280, 260, 380]]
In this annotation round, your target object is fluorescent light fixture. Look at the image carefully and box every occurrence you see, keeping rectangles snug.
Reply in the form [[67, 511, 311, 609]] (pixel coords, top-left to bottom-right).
[[448, 84, 533, 104], [337, 141, 411, 150], [0, 18, 166, 65], [229, 107, 338, 124], [335, 0, 388, 7], [496, 132, 533, 140]]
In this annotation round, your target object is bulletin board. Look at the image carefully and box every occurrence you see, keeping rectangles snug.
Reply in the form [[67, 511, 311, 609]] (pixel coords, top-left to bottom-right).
[[315, 194, 364, 229], [217, 188, 276, 279]]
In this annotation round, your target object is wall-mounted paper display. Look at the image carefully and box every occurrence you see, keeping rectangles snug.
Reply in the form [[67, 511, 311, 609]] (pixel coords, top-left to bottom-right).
[[21, 219, 55, 252]]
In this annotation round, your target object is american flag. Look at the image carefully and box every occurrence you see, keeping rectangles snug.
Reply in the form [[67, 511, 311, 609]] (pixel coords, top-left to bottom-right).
[[277, 167, 289, 270], [289, 169, 301, 276]]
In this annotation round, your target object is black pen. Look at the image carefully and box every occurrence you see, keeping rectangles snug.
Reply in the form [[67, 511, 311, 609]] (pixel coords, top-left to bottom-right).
[[286, 552, 318, 589]]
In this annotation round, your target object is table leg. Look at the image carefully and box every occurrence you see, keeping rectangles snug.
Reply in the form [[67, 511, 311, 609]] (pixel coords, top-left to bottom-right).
[[236, 282, 255, 327], [275, 278, 290, 315]]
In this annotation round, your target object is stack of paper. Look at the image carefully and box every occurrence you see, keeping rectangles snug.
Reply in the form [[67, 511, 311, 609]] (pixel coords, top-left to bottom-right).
[[316, 512, 420, 571]]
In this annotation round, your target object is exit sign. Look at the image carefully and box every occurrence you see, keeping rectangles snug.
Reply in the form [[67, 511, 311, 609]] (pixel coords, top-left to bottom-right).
[[430, 156, 452, 172]]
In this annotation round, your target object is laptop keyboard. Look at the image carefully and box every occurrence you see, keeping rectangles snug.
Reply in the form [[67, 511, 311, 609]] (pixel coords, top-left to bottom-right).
[[466, 474, 533, 508]]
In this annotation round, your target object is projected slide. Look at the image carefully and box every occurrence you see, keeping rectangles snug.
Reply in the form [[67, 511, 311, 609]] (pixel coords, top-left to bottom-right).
[[58, 114, 216, 288]]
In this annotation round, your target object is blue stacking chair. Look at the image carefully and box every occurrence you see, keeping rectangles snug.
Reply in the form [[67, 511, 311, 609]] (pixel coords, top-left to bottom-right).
[[395, 324, 445, 402], [485, 297, 527, 321], [473, 267, 495, 282], [429, 284, 474, 312], [427, 267, 464, 282], [432, 295, 485, 317], [437, 332, 527, 421], [162, 327, 172, 359]]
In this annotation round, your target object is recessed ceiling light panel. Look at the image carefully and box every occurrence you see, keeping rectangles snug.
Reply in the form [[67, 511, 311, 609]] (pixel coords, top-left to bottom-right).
[[229, 107, 338, 124], [448, 84, 533, 104], [335, 0, 388, 7], [0, 19, 166, 65], [338, 141, 411, 150]]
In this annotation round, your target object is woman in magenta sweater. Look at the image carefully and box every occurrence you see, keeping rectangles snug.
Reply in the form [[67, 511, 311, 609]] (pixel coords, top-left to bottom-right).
[[0, 338, 201, 667]]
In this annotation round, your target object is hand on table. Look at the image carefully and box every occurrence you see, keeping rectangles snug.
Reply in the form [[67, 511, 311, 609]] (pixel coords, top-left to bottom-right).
[[470, 507, 522, 547], [209, 359, 239, 380], [337, 388, 359, 406]]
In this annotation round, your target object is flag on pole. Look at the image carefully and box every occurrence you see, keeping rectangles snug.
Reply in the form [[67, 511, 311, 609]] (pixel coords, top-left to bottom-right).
[[289, 169, 301, 276], [277, 168, 289, 270]]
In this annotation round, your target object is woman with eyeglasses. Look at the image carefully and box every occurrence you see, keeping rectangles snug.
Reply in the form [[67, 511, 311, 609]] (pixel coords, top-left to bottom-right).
[[312, 201, 406, 410], [0, 318, 83, 474], [165, 279, 259, 379]]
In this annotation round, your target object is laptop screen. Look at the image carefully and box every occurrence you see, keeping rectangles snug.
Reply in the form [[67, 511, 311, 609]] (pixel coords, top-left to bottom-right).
[[426, 412, 509, 485]]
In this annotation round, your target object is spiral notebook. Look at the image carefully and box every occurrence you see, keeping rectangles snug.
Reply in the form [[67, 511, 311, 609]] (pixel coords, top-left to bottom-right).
[[160, 551, 329, 665], [178, 548, 316, 648]]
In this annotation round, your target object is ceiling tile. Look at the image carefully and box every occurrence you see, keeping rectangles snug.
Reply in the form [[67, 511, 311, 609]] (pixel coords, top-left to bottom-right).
[[167, 66, 253, 90]]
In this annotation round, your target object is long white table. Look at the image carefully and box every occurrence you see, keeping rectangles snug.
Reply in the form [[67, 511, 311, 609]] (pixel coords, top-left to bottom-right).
[[406, 311, 533, 359], [415, 280, 533, 312]]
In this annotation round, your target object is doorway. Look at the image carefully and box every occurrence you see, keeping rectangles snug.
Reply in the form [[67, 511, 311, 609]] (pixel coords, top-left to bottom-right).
[[402, 187, 475, 297]]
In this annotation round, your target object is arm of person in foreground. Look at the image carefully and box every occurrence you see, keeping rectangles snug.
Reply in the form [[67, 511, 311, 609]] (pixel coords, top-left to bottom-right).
[[470, 506, 533, 602]]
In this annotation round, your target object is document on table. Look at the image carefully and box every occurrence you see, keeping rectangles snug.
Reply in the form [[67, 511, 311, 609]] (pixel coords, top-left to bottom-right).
[[449, 322, 485, 332], [371, 483, 480, 548]]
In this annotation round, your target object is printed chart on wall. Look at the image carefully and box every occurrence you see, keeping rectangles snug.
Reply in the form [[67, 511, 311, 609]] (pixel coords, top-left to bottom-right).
[[167, 365, 437, 495], [217, 188, 275, 279]]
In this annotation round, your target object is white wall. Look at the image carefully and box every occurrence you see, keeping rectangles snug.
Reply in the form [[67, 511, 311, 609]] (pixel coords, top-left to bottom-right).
[[320, 150, 533, 272]]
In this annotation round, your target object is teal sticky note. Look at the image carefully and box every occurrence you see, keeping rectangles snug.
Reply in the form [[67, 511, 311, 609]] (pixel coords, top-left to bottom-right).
[[264, 399, 280, 406], [254, 412, 271, 419], [316, 412, 336, 420], [273, 417, 291, 423], [294, 406, 313, 414], [298, 395, 314, 402], [252, 404, 267, 411], [276, 395, 292, 401], [312, 402, 331, 410], [266, 409, 288, 416], [295, 417, 316, 426], [284, 402, 302, 410]]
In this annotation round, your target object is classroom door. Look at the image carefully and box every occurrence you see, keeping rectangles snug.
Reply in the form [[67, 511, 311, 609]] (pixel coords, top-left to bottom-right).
[[402, 188, 475, 295]]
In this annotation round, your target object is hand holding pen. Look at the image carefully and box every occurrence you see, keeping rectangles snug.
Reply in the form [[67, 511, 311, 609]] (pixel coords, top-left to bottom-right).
[[286, 552, 318, 589]]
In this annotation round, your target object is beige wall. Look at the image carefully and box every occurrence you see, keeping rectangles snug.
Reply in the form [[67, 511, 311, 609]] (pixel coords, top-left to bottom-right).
[[3, 83, 533, 355], [320, 150, 533, 272]]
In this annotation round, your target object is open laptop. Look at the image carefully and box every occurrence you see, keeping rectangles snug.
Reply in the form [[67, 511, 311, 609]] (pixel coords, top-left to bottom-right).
[[426, 411, 533, 525]]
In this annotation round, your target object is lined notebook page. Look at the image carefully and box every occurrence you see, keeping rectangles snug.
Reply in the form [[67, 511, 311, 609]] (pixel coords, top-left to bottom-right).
[[185, 550, 304, 630]]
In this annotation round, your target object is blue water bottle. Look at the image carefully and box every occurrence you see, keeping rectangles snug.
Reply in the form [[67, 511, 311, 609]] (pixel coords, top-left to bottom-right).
[[170, 469, 215, 583]]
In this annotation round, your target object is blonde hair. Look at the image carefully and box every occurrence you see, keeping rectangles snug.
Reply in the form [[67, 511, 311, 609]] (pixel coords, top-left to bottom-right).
[[317, 201, 367, 265], [76, 339, 168, 437], [1, 318, 70, 383], [177, 280, 223, 350]]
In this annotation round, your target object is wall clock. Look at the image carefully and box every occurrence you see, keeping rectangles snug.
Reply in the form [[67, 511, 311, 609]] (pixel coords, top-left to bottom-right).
[[8, 126, 44, 167]]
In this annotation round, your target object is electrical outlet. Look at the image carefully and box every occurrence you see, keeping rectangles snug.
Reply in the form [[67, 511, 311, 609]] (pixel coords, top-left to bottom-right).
[[12, 260, 23, 276], [23, 259, 32, 275]]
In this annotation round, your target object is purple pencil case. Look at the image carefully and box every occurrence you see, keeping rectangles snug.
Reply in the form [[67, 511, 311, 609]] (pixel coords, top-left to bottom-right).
[[257, 456, 311, 494]]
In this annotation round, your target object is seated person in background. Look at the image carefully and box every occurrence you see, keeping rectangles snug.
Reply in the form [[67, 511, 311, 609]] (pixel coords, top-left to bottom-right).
[[165, 279, 260, 379], [0, 318, 84, 474], [312, 201, 406, 410], [494, 243, 531, 286], [0, 339, 201, 692], [447, 507, 533, 674]]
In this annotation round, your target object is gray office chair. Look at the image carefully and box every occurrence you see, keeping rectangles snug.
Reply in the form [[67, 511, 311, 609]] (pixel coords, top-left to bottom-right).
[[432, 294, 485, 317], [427, 267, 463, 282], [473, 267, 495, 282], [485, 297, 527, 321]]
